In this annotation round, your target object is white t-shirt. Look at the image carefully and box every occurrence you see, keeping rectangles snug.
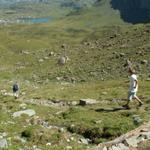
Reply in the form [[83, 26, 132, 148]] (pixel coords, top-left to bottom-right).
[[129, 74, 138, 92]]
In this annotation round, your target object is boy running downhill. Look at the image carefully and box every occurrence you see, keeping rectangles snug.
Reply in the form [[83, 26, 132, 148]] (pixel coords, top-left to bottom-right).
[[123, 68, 143, 108]]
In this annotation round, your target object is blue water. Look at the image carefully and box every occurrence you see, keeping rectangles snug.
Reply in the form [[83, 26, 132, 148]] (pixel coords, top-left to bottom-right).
[[18, 17, 53, 24]]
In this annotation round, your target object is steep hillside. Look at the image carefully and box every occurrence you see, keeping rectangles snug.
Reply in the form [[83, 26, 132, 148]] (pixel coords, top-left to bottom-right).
[[111, 0, 150, 23]]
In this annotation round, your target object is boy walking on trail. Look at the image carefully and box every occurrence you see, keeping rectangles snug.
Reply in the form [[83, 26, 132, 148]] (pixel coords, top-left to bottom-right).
[[123, 68, 143, 109], [12, 82, 19, 99]]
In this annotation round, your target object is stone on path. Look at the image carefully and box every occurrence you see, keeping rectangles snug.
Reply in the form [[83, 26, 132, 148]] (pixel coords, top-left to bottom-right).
[[79, 138, 89, 145], [13, 109, 36, 118], [0, 138, 8, 149], [103, 146, 107, 150], [79, 99, 98, 106], [124, 135, 139, 147], [111, 145, 121, 150], [117, 143, 130, 150], [140, 132, 150, 139]]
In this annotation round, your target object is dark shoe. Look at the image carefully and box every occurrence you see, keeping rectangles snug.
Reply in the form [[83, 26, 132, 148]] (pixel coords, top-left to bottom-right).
[[138, 102, 143, 107]]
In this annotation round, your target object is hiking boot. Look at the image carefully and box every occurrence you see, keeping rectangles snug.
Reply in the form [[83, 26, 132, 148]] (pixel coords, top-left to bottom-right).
[[138, 102, 143, 107]]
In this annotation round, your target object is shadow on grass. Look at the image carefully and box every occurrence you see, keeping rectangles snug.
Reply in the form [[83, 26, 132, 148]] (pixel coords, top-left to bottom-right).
[[95, 106, 128, 112]]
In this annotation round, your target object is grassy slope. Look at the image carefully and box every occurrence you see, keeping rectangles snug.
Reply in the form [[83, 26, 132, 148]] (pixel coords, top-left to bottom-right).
[[0, 23, 149, 82], [0, 1, 149, 149]]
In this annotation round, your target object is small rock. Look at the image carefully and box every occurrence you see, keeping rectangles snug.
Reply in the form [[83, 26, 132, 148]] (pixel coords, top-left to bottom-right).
[[103, 146, 107, 150], [79, 138, 88, 145], [38, 59, 44, 62], [48, 51, 54, 56], [95, 120, 102, 124], [56, 77, 63, 81], [66, 146, 72, 150], [70, 137, 74, 141], [70, 101, 78, 106], [59, 128, 65, 133], [111, 145, 121, 150], [108, 147, 113, 150], [120, 53, 125, 57], [102, 92, 108, 95], [58, 56, 66, 65], [46, 142, 51, 146], [132, 115, 143, 125], [141, 60, 148, 64], [19, 103, 27, 110], [22, 50, 30, 55], [146, 78, 150, 81], [44, 57, 49, 60], [139, 132, 150, 139], [117, 143, 130, 150]]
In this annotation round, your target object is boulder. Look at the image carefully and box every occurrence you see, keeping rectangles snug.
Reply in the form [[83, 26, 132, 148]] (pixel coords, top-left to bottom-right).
[[0, 138, 8, 149], [58, 56, 66, 65], [13, 109, 36, 118], [117, 143, 130, 150], [103, 146, 107, 150], [124, 136, 139, 147], [140, 132, 150, 139], [141, 60, 148, 64], [79, 99, 98, 106], [79, 138, 88, 145]]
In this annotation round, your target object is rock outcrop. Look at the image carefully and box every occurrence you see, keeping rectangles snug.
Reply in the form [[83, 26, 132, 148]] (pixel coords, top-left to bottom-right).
[[91, 121, 150, 150]]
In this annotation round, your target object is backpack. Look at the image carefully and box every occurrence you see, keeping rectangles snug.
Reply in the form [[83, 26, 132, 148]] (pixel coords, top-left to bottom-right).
[[13, 84, 19, 91]]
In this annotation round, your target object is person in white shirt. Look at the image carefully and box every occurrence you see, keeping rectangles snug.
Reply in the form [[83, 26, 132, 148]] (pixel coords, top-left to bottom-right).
[[123, 68, 143, 108]]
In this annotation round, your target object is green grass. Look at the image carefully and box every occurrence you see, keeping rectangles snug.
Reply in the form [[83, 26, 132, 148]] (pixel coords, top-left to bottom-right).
[[0, 1, 149, 149], [0, 79, 149, 149]]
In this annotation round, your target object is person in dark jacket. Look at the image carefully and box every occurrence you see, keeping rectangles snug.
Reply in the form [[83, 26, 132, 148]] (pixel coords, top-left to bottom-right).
[[12, 82, 19, 98]]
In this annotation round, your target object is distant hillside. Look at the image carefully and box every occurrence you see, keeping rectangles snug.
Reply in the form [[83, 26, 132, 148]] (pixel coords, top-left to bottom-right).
[[0, 0, 149, 24]]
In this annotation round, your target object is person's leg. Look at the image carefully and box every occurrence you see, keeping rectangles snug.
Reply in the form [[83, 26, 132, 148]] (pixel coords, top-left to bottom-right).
[[123, 91, 132, 108], [133, 95, 143, 105]]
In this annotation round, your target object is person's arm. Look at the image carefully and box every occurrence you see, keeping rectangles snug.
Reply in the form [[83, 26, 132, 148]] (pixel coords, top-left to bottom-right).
[[134, 79, 138, 88]]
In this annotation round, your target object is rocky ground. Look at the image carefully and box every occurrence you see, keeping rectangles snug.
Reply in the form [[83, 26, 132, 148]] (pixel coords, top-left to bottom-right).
[[91, 121, 150, 150], [0, 89, 149, 149]]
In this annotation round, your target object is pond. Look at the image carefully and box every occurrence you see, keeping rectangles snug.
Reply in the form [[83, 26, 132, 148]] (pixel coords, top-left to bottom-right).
[[17, 16, 53, 24]]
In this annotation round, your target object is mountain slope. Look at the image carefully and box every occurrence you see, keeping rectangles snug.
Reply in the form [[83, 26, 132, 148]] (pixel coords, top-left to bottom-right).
[[0, 0, 150, 24]]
